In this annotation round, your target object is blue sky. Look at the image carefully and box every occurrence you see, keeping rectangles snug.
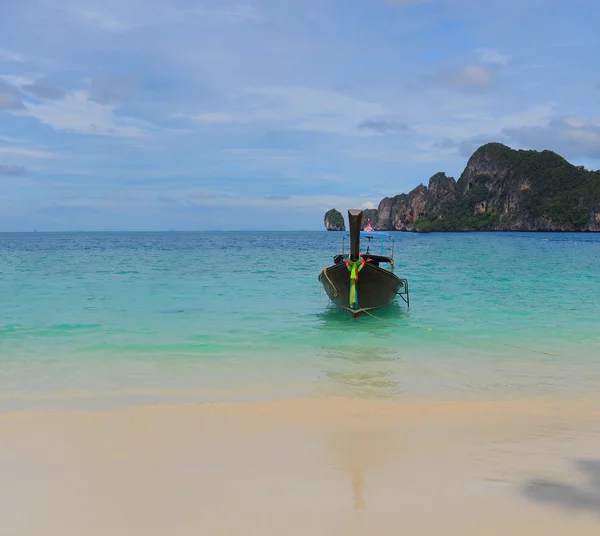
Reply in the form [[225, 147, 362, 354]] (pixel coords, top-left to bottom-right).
[[1, 0, 599, 230]]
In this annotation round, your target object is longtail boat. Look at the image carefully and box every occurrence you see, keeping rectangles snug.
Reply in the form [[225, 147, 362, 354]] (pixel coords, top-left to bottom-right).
[[318, 209, 409, 318]]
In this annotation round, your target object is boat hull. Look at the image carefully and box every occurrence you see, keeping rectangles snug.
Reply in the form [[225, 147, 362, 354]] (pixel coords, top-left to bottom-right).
[[318, 262, 403, 316]]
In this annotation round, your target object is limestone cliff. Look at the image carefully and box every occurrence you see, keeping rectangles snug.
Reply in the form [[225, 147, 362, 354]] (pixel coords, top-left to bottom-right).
[[362, 208, 379, 228], [377, 183, 433, 231], [326, 143, 600, 232], [417, 143, 600, 232], [324, 208, 345, 231]]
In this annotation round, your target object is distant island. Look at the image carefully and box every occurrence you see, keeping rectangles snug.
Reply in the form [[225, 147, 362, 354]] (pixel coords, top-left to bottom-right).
[[323, 209, 346, 231], [324, 143, 600, 232]]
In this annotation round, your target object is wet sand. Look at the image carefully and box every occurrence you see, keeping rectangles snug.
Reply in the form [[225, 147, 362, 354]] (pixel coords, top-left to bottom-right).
[[2, 398, 600, 535]]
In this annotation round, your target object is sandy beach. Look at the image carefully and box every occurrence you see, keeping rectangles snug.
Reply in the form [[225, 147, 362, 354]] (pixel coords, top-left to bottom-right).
[[2, 397, 600, 535]]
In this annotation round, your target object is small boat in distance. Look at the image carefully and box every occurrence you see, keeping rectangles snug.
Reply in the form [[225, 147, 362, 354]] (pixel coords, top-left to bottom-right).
[[318, 209, 409, 318]]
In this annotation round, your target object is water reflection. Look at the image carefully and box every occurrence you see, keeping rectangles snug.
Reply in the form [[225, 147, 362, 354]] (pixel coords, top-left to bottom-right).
[[315, 301, 410, 331], [327, 425, 370, 511], [321, 347, 403, 400], [323, 351, 399, 400], [323, 383, 400, 512], [352, 465, 366, 510], [315, 309, 409, 511]]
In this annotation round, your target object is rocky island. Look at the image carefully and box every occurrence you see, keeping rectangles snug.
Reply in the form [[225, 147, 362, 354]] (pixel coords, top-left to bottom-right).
[[325, 143, 600, 232], [324, 209, 346, 231]]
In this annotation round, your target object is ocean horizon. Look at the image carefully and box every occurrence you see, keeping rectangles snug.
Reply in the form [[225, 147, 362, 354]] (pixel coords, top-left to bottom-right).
[[5, 228, 600, 233]]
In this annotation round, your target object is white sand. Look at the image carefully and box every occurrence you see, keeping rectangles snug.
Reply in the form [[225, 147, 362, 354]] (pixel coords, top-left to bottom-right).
[[1, 398, 600, 535]]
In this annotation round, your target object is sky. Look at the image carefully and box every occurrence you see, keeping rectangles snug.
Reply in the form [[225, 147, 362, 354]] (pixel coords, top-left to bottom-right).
[[0, 0, 599, 230]]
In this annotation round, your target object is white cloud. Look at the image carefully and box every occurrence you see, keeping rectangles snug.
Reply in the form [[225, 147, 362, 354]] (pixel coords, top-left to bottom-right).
[[168, 192, 379, 212], [213, 3, 265, 24], [340, 147, 410, 163], [387, 0, 428, 4], [192, 85, 387, 135], [0, 164, 27, 176], [415, 104, 554, 142], [358, 119, 412, 134], [319, 174, 347, 183], [563, 116, 585, 128], [40, 0, 264, 32], [39, 0, 172, 31], [477, 48, 510, 66], [193, 112, 232, 123], [449, 64, 494, 88], [21, 81, 67, 101], [75, 8, 129, 31], [222, 148, 301, 161], [0, 147, 58, 158], [424, 107, 600, 161], [0, 48, 24, 63], [17, 91, 155, 137], [498, 105, 555, 128], [54, 194, 135, 209], [0, 75, 33, 87], [423, 63, 495, 94], [504, 116, 600, 159], [0, 77, 25, 110]]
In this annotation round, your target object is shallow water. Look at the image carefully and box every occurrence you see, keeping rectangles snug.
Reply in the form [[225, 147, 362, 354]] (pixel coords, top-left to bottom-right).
[[1, 231, 599, 409]]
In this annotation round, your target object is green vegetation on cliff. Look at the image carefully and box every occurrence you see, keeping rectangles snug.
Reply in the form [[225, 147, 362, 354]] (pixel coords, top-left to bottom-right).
[[413, 143, 600, 232], [324, 208, 345, 231]]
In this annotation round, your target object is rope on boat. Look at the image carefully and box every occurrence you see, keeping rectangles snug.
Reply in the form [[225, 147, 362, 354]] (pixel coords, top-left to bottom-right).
[[362, 308, 408, 328], [468, 336, 560, 357], [321, 267, 339, 297], [361, 309, 434, 331]]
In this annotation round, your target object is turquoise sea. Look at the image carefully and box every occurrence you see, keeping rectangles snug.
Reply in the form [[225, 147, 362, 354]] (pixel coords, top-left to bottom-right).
[[1, 231, 599, 410]]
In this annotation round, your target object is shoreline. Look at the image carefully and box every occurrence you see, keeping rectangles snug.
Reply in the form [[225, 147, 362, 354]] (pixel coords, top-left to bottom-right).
[[2, 343, 600, 412], [2, 393, 600, 413]]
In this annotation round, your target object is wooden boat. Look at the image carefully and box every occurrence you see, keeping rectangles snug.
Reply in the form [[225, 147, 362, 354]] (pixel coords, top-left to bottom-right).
[[318, 209, 409, 318]]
